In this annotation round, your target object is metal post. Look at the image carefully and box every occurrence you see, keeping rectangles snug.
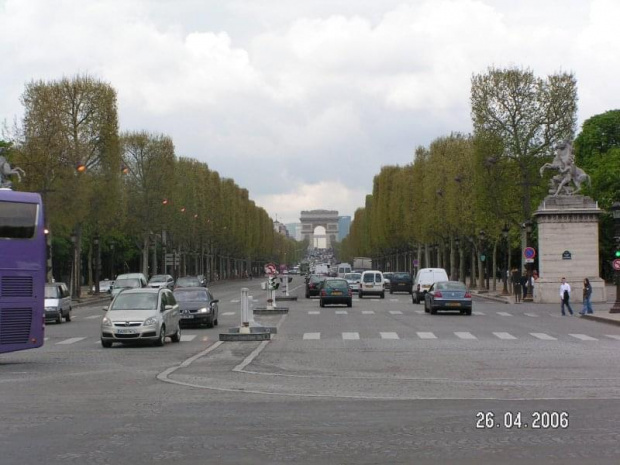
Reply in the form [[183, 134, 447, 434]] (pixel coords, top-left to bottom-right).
[[70, 231, 77, 298], [610, 202, 620, 313], [94, 233, 100, 294], [502, 224, 509, 295], [523, 220, 534, 302]]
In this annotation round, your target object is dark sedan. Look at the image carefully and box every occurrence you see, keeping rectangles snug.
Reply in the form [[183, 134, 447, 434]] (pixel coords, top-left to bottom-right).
[[319, 278, 353, 307], [305, 274, 324, 298], [389, 272, 413, 294], [424, 281, 472, 315], [173, 287, 219, 328]]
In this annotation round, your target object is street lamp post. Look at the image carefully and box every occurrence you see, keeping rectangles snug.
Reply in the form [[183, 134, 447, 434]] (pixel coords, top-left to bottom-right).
[[502, 224, 510, 295], [523, 220, 534, 302], [110, 241, 115, 280], [93, 233, 100, 294], [70, 231, 77, 298], [610, 202, 620, 313], [454, 237, 460, 282], [479, 230, 486, 290]]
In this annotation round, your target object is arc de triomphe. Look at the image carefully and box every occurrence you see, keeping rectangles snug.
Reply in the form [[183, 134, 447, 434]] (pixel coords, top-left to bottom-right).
[[300, 210, 339, 249]]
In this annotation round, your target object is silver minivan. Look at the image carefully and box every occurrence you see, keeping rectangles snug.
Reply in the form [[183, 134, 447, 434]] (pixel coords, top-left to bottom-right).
[[100, 288, 181, 348], [44, 282, 72, 324], [412, 268, 449, 304]]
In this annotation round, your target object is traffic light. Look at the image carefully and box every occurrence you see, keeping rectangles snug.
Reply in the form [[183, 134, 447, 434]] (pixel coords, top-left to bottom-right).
[[268, 275, 279, 290], [615, 248, 620, 259]]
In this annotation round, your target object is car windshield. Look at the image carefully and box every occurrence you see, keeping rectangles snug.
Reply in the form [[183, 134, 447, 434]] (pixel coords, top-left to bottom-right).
[[110, 293, 158, 310], [114, 278, 141, 288], [344, 273, 361, 280], [149, 275, 167, 283], [174, 289, 209, 302], [176, 277, 200, 286], [44, 286, 60, 298], [436, 281, 466, 291], [363, 274, 376, 283]]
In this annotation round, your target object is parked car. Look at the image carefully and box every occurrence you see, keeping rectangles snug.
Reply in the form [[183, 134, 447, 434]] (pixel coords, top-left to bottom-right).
[[173, 287, 219, 328], [319, 278, 353, 307], [110, 277, 146, 299], [424, 280, 472, 315], [305, 274, 324, 298], [44, 282, 72, 324], [148, 274, 175, 290], [412, 268, 449, 304], [343, 272, 361, 292], [389, 272, 413, 294], [100, 288, 181, 347], [175, 275, 203, 289], [92, 278, 113, 293], [383, 272, 394, 290], [359, 270, 385, 299]]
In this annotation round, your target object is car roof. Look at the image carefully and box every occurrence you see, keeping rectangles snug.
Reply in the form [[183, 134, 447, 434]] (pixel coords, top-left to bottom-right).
[[118, 288, 162, 295]]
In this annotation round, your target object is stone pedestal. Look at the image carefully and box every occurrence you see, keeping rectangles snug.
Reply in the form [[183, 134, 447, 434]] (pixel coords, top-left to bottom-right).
[[533, 196, 606, 303]]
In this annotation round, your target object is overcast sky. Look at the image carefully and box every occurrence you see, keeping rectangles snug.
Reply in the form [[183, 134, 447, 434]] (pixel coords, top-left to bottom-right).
[[1, 0, 618, 224]]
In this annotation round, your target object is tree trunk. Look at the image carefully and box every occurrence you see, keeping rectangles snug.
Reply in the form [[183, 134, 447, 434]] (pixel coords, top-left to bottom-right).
[[492, 240, 498, 291]]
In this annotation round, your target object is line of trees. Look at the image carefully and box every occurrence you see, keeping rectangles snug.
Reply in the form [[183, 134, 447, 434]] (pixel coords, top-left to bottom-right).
[[3, 74, 303, 294], [341, 67, 619, 286]]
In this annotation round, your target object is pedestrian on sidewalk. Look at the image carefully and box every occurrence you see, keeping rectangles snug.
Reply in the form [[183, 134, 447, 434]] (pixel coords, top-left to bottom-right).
[[560, 277, 574, 316], [520, 272, 528, 300], [579, 278, 594, 315], [511, 268, 521, 303]]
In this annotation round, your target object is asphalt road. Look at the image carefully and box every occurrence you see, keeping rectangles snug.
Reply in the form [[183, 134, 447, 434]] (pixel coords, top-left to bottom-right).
[[1, 276, 620, 464]]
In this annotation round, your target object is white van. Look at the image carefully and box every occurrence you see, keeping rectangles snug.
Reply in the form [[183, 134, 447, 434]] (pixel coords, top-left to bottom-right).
[[337, 263, 352, 277], [359, 270, 385, 299], [412, 268, 449, 304]]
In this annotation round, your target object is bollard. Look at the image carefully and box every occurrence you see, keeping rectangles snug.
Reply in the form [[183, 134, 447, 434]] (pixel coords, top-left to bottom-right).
[[239, 288, 250, 334], [285, 277, 290, 296]]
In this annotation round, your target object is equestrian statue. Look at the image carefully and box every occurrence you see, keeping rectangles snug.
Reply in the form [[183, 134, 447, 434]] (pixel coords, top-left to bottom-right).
[[0, 147, 26, 188], [539, 140, 590, 196]]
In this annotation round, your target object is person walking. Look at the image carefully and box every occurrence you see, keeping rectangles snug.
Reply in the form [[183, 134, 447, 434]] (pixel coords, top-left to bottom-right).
[[579, 278, 594, 315], [560, 277, 574, 316], [511, 268, 521, 303], [520, 272, 528, 300]]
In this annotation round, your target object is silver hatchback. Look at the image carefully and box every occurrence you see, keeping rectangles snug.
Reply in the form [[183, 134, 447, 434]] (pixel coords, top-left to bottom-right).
[[100, 288, 181, 348]]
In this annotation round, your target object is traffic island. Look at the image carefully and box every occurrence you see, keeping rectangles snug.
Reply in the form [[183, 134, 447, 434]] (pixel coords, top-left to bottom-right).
[[253, 307, 289, 314], [219, 331, 270, 342], [276, 295, 298, 301], [219, 287, 274, 341]]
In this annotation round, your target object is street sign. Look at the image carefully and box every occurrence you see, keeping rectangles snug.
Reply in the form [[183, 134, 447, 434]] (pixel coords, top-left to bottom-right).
[[613, 259, 620, 271], [413, 259, 419, 267], [264, 263, 277, 275], [165, 253, 179, 266], [523, 247, 536, 260], [525, 258, 535, 264], [480, 254, 486, 262]]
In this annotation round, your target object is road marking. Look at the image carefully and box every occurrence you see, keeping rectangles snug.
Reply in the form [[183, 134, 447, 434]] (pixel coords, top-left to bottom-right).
[[473, 311, 485, 315], [389, 310, 403, 315], [335, 310, 348, 315], [605, 335, 620, 340], [497, 312, 512, 317], [455, 332, 477, 340], [493, 332, 517, 340], [180, 335, 197, 342], [56, 337, 86, 345], [361, 310, 375, 315], [221, 312, 235, 316], [417, 332, 437, 339], [414, 310, 425, 314], [569, 334, 597, 341], [202, 336, 209, 342], [230, 299, 240, 303], [308, 311, 320, 315], [342, 332, 360, 340], [44, 337, 49, 342], [531, 333, 557, 340], [524, 313, 539, 317], [380, 332, 399, 340], [389, 299, 399, 302], [303, 332, 320, 340], [84, 315, 101, 320]]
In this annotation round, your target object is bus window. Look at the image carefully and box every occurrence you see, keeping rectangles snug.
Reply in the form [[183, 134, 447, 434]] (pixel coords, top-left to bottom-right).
[[0, 201, 37, 239]]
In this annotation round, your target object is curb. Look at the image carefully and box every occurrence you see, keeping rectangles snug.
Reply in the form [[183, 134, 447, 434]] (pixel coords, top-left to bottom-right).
[[72, 296, 112, 309], [472, 293, 511, 304], [581, 314, 620, 327]]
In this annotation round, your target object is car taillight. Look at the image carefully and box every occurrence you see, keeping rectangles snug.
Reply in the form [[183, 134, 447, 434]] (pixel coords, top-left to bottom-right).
[[348, 289, 352, 296], [464, 292, 472, 298], [434, 291, 443, 298], [320, 290, 326, 296], [310, 284, 315, 289]]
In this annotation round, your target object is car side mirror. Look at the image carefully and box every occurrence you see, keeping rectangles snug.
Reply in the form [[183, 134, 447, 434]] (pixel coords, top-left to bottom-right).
[[102, 306, 108, 312], [211, 299, 219, 304], [164, 304, 174, 311]]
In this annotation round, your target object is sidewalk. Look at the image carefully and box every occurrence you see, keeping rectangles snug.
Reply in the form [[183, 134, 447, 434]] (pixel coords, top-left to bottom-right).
[[71, 286, 112, 309], [474, 283, 620, 326]]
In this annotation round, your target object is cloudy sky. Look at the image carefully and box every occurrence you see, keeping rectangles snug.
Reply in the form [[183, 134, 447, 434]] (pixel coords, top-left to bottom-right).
[[1, 0, 618, 224]]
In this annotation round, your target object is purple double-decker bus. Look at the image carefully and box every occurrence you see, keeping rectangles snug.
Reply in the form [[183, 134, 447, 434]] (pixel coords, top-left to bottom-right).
[[0, 188, 45, 353]]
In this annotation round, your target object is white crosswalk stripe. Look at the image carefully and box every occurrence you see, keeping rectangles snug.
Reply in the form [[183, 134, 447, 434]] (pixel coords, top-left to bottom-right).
[[380, 332, 399, 340], [455, 332, 477, 340], [531, 333, 557, 340], [230, 299, 240, 303], [335, 310, 348, 315], [524, 313, 539, 317], [496, 312, 512, 317], [308, 311, 320, 315], [361, 310, 375, 315], [605, 335, 620, 340], [569, 334, 598, 341], [493, 332, 517, 340], [342, 332, 360, 340], [417, 332, 437, 339], [180, 335, 197, 342], [473, 311, 485, 316], [389, 310, 403, 315], [303, 332, 321, 340], [84, 315, 101, 320], [414, 310, 425, 314], [56, 337, 86, 345], [221, 312, 236, 316]]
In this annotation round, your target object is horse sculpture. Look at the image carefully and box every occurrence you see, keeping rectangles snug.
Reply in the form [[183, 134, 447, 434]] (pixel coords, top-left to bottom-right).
[[539, 141, 590, 196], [0, 149, 26, 188]]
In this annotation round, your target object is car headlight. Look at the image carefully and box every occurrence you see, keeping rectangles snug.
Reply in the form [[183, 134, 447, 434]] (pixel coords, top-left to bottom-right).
[[144, 317, 158, 326], [198, 307, 210, 313], [102, 317, 112, 327]]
